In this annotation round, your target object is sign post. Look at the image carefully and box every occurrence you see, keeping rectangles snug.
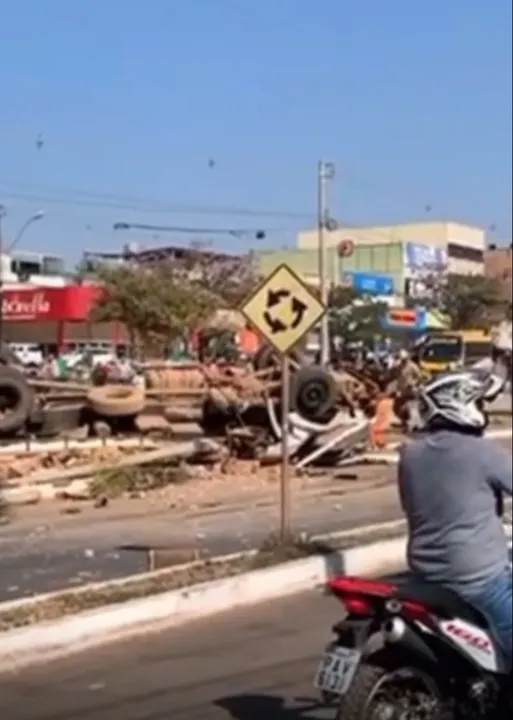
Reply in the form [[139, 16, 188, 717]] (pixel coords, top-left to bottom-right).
[[241, 263, 326, 539], [280, 354, 290, 535]]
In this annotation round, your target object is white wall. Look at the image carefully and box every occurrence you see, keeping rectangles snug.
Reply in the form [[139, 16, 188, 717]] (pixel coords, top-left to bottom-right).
[[1, 253, 68, 287]]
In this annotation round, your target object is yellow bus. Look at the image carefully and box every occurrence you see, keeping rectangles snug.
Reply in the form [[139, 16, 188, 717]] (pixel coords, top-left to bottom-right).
[[412, 330, 492, 373]]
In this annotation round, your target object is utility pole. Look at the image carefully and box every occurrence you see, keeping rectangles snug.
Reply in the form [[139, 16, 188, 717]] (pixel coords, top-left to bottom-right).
[[317, 161, 335, 366]]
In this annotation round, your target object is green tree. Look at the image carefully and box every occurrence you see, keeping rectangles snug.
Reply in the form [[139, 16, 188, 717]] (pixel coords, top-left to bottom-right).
[[328, 285, 359, 309], [330, 301, 387, 341], [438, 274, 507, 329], [89, 261, 214, 352]]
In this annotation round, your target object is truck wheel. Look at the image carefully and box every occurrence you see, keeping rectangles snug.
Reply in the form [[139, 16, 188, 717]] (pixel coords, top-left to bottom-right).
[[0, 367, 34, 434], [86, 385, 145, 417], [290, 366, 338, 422]]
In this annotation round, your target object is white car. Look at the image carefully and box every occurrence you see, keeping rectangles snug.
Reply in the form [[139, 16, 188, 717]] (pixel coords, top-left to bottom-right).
[[9, 343, 44, 368]]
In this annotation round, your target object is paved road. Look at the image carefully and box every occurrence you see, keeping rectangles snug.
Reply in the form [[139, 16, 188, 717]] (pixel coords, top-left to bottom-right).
[[0, 588, 378, 719], [2, 556, 512, 720], [0, 437, 510, 602]]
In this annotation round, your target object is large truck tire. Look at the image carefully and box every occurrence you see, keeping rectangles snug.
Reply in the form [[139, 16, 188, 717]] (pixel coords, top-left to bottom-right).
[[290, 366, 338, 422], [86, 385, 146, 417], [0, 366, 34, 434]]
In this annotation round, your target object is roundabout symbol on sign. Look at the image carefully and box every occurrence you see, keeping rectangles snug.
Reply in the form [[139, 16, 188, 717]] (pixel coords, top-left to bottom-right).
[[240, 263, 326, 355], [263, 289, 308, 335]]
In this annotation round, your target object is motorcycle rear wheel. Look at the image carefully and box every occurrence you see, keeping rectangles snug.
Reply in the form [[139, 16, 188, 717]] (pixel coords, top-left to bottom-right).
[[336, 656, 443, 720]]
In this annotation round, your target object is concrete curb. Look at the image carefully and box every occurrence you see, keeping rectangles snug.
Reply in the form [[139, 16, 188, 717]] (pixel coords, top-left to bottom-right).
[[0, 519, 409, 616], [0, 535, 408, 672]]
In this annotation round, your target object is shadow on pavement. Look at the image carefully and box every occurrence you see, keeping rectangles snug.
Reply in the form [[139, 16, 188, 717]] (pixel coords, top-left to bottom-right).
[[216, 694, 325, 719]]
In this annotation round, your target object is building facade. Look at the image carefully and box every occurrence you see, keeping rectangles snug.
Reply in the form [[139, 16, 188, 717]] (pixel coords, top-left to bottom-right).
[[256, 244, 403, 301], [297, 221, 486, 276], [256, 239, 448, 304]]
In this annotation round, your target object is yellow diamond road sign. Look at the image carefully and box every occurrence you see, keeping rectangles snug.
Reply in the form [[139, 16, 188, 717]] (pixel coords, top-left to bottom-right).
[[241, 264, 326, 355]]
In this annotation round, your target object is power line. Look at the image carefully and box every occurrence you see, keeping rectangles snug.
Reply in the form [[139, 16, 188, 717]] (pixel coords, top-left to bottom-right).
[[0, 186, 431, 249], [0, 182, 314, 221], [3, 179, 486, 250]]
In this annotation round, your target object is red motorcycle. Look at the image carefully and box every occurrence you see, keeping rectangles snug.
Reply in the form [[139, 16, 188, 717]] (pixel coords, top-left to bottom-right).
[[314, 574, 511, 719]]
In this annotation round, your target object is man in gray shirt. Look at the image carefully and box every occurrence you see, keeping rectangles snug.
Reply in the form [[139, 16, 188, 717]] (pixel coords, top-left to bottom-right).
[[398, 369, 511, 666]]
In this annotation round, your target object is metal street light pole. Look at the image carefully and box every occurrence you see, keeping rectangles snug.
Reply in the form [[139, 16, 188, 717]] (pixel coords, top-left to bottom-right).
[[0, 209, 45, 346], [7, 209, 45, 253], [317, 161, 335, 366]]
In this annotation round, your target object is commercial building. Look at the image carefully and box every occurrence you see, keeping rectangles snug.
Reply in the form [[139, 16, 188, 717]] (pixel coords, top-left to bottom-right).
[[1, 284, 126, 348], [0, 249, 120, 348], [2, 243, 245, 348], [297, 220, 486, 276], [256, 239, 450, 304], [254, 219, 487, 305], [256, 245, 403, 303]]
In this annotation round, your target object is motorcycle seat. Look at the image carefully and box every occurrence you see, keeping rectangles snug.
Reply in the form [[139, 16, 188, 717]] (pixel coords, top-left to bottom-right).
[[396, 580, 489, 628]]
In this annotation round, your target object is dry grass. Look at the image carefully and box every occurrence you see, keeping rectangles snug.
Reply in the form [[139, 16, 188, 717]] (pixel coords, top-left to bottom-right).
[[88, 461, 191, 499]]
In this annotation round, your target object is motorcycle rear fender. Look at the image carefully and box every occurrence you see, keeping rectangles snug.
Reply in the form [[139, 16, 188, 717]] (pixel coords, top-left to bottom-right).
[[361, 627, 440, 668]]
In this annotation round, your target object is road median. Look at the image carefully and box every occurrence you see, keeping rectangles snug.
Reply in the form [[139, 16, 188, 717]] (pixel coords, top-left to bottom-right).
[[0, 520, 411, 672], [0, 518, 509, 673]]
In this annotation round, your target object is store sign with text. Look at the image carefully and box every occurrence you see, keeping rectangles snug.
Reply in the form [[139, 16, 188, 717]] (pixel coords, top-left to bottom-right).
[[2, 291, 52, 320], [341, 271, 395, 296], [1, 285, 101, 322]]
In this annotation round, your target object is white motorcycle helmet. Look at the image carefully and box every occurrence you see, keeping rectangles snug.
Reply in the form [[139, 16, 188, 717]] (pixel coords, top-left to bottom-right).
[[417, 369, 505, 432]]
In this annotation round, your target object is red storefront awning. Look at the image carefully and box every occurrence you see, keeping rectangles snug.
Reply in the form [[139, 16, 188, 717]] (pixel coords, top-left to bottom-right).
[[1, 285, 102, 322]]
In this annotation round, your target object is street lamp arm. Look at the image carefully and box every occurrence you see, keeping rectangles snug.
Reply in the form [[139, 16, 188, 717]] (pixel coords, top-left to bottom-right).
[[113, 220, 267, 238], [7, 210, 45, 252]]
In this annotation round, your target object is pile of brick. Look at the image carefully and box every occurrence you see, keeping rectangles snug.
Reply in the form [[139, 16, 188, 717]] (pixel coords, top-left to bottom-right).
[[0, 445, 142, 482]]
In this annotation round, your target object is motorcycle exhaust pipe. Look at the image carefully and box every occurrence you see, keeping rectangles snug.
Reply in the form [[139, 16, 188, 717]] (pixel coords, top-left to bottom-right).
[[382, 617, 407, 642]]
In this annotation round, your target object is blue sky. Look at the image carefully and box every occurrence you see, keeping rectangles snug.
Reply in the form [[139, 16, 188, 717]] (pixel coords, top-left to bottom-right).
[[0, 0, 511, 265]]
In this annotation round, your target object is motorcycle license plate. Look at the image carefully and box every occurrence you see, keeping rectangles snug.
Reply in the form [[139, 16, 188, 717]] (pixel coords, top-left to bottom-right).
[[314, 646, 361, 696]]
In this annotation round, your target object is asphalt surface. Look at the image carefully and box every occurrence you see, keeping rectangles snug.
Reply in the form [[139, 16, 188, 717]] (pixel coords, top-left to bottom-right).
[[0, 589, 376, 719], [2, 562, 512, 720], [0, 436, 510, 602]]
